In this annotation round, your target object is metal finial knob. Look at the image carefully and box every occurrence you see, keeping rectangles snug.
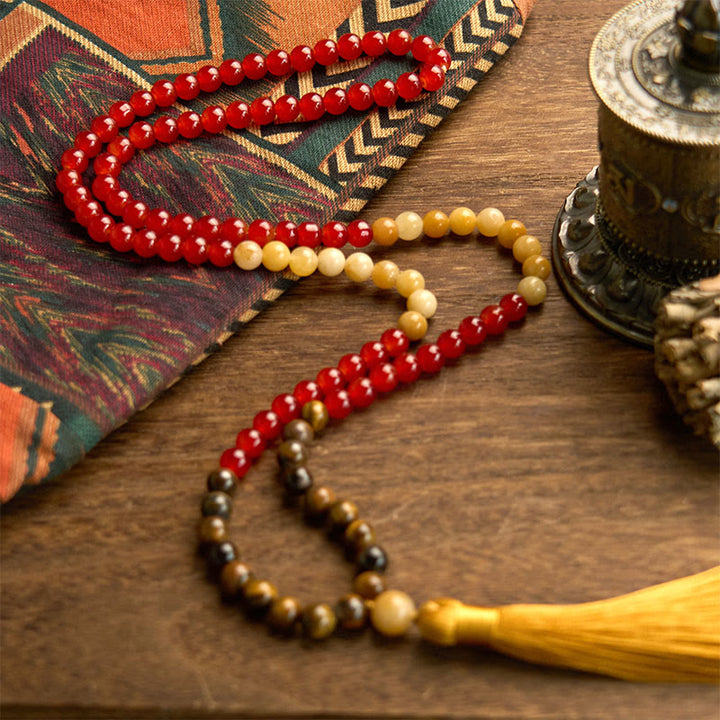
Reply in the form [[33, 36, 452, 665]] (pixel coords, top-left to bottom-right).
[[676, 0, 720, 72]]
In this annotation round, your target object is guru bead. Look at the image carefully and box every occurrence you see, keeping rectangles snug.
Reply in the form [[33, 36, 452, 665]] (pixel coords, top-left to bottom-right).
[[370, 590, 417, 637]]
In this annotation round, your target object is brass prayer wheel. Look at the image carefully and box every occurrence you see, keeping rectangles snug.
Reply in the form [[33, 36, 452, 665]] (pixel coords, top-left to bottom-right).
[[552, 0, 720, 346]]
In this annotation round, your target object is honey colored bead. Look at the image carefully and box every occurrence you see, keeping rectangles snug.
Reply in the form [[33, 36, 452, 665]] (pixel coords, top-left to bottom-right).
[[395, 211, 424, 241], [448, 206, 476, 236], [496, 219, 527, 249], [301, 400, 329, 433], [289, 246, 318, 276], [219, 560, 252, 600], [396, 269, 425, 298], [370, 590, 417, 637], [397, 310, 428, 341], [372, 217, 399, 246], [422, 210, 450, 239], [406, 289, 437, 318], [476, 207, 505, 237], [336, 593, 369, 630], [303, 603, 337, 639], [512, 234, 542, 263], [262, 240, 291, 271], [243, 578, 278, 614], [198, 515, 228, 547], [517, 275, 547, 306], [353, 571, 386, 599], [344, 252, 374, 282], [267, 596, 302, 634], [317, 247, 346, 276], [304, 485, 336, 522], [522, 254, 552, 280], [234, 240, 263, 270], [371, 259, 399, 289]]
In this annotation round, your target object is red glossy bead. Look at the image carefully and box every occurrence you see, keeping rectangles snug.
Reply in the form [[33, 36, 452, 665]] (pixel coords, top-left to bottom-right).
[[437, 329, 466, 359], [275, 95, 300, 123], [271, 393, 301, 423], [316, 367, 346, 394], [169, 213, 194, 237], [235, 428, 265, 459], [348, 377, 375, 408], [387, 28, 412, 56], [410, 34, 436, 62], [219, 447, 250, 477], [56, 169, 81, 194], [479, 304, 508, 335], [220, 217, 248, 245], [362, 31, 386, 56], [368, 362, 398, 393], [133, 228, 159, 258], [90, 115, 118, 142], [396, 72, 422, 100], [146, 208, 171, 234], [347, 82, 373, 111], [266, 48, 291, 75], [105, 188, 131, 216], [93, 152, 121, 177], [194, 215, 221, 240], [297, 221, 321, 248], [75, 199, 103, 227], [324, 88, 349, 116], [178, 111, 203, 138], [61, 148, 88, 172], [338, 33, 362, 60], [201, 106, 227, 133], [91, 174, 118, 201], [419, 64, 445, 91], [313, 38, 338, 66], [242, 53, 266, 80], [226, 101, 251, 129], [416, 343, 445, 373], [360, 341, 388, 368], [427, 47, 452, 70], [248, 218, 274, 246], [174, 73, 200, 100], [129, 90, 156, 116], [219, 59, 244, 85], [324, 389, 352, 420], [64, 185, 90, 211], [393, 352, 421, 383], [207, 239, 235, 267], [253, 409, 282, 440], [290, 45, 315, 72], [372, 79, 398, 107], [293, 379, 323, 405], [123, 200, 149, 228], [299, 92, 324, 121], [151, 79, 177, 107], [107, 136, 134, 164], [154, 116, 179, 143], [109, 101, 135, 127], [182, 235, 209, 264], [338, 353, 367, 382], [250, 97, 275, 125], [157, 232, 183, 261], [458, 316, 487, 346], [499, 292, 529, 323], [87, 214, 114, 243], [196, 65, 222, 92], [109, 223, 135, 252], [322, 221, 348, 249], [347, 219, 372, 248], [380, 328, 410, 357], [275, 220, 297, 248], [74, 130, 101, 157], [128, 121, 155, 149]]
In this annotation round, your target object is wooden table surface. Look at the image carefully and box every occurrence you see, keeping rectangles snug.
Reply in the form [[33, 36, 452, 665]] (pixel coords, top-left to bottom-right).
[[2, 1, 719, 718]]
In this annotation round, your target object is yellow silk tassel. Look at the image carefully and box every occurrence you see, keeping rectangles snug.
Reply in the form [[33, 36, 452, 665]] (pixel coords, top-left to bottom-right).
[[415, 566, 720, 683]]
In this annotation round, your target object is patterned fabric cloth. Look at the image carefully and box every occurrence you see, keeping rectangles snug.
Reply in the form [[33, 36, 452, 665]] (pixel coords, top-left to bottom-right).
[[0, 0, 534, 501]]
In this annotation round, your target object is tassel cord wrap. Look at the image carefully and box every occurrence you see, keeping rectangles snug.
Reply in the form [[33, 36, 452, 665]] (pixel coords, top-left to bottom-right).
[[415, 566, 720, 683]]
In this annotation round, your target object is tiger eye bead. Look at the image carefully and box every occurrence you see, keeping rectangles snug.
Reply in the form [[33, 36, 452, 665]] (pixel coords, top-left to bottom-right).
[[283, 465, 314, 496], [282, 418, 314, 444], [243, 578, 278, 615], [328, 500, 359, 532], [302, 603, 337, 639], [353, 570, 386, 599], [198, 515, 228, 548], [219, 560, 252, 601], [303, 485, 336, 523], [301, 400, 329, 433], [356, 544, 388, 573], [344, 519, 376, 556], [336, 593, 369, 630], [267, 596, 302, 634], [277, 439, 308, 467], [206, 541, 238, 579], [206, 468, 238, 494], [201, 491, 232, 519]]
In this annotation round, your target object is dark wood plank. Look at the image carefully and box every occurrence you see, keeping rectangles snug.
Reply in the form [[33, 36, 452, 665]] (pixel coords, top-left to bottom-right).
[[2, 2, 718, 718]]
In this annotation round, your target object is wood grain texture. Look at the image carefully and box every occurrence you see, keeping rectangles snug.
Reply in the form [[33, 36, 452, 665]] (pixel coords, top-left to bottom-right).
[[2, 2, 719, 718]]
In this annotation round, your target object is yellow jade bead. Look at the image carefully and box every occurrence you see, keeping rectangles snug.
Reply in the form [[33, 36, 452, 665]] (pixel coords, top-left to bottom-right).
[[423, 210, 450, 239], [407, 288, 438, 318], [448, 206, 477, 236], [396, 269, 425, 298], [262, 240, 291, 272], [512, 234, 542, 263], [288, 246, 318, 277], [344, 252, 374, 282], [397, 310, 428, 340], [497, 219, 527, 249], [522, 254, 552, 280], [371, 260, 400, 289], [395, 211, 424, 241], [517, 275, 547, 306], [370, 590, 417, 638], [372, 217, 399, 247], [476, 207, 505, 237], [233, 240, 263, 270], [317, 247, 346, 277]]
